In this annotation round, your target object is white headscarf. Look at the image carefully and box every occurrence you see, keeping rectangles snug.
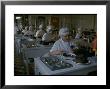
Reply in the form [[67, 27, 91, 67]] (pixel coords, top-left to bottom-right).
[[59, 27, 69, 38]]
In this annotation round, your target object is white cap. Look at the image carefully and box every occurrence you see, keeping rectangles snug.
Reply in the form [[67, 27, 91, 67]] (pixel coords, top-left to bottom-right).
[[59, 27, 69, 37]]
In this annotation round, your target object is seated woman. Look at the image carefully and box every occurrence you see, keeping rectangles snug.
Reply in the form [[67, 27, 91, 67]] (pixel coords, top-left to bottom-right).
[[14, 23, 19, 35], [22, 26, 28, 34], [35, 24, 45, 39], [41, 25, 55, 45], [49, 27, 76, 56], [75, 27, 82, 39], [23, 25, 34, 38]]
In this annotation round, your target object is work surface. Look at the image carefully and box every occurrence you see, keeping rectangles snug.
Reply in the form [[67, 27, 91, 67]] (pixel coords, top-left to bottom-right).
[[34, 55, 97, 75]]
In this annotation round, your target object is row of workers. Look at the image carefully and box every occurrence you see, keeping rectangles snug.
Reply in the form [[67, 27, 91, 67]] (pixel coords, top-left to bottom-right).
[[14, 23, 97, 56]]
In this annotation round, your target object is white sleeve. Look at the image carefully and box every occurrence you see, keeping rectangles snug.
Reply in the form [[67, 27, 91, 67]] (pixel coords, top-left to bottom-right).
[[35, 31, 39, 37], [50, 41, 59, 52], [75, 34, 80, 39], [42, 33, 47, 41]]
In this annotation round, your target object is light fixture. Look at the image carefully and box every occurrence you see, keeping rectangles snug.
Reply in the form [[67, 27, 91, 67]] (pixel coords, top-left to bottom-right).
[[16, 16, 21, 19]]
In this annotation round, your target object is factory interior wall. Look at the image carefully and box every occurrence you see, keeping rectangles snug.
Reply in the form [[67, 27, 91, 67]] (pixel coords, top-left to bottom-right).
[[29, 15, 97, 30], [15, 14, 97, 32]]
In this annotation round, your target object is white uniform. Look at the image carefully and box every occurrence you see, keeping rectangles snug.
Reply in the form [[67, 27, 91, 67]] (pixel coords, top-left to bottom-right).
[[24, 30, 34, 36], [75, 27, 82, 39], [29, 26, 32, 31], [46, 25, 52, 32], [75, 33, 81, 39], [35, 30, 45, 38], [18, 23, 23, 31], [42, 33, 52, 42], [50, 38, 75, 53], [35, 24, 45, 38], [14, 25, 19, 35], [22, 30, 27, 34], [42, 25, 53, 42], [50, 27, 77, 53]]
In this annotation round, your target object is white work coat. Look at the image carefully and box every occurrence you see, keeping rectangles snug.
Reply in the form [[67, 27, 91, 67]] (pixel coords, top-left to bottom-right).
[[75, 33, 81, 39], [24, 30, 34, 36], [42, 33, 52, 42], [35, 30, 45, 38], [50, 39, 75, 53], [14, 25, 19, 35]]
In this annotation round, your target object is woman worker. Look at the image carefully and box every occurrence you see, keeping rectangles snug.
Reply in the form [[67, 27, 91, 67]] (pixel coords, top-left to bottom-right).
[[41, 25, 53, 45], [35, 24, 45, 38], [75, 27, 82, 39], [49, 27, 76, 55]]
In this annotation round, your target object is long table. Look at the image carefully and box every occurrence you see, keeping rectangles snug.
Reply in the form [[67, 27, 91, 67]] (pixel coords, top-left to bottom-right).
[[34, 56, 97, 75], [15, 34, 53, 75], [22, 45, 52, 75]]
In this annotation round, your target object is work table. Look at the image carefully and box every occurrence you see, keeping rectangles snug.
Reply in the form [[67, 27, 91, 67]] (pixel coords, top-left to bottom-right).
[[34, 56, 97, 75]]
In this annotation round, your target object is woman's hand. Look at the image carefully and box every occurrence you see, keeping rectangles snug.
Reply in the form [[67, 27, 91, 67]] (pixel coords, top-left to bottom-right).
[[50, 50, 64, 56]]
